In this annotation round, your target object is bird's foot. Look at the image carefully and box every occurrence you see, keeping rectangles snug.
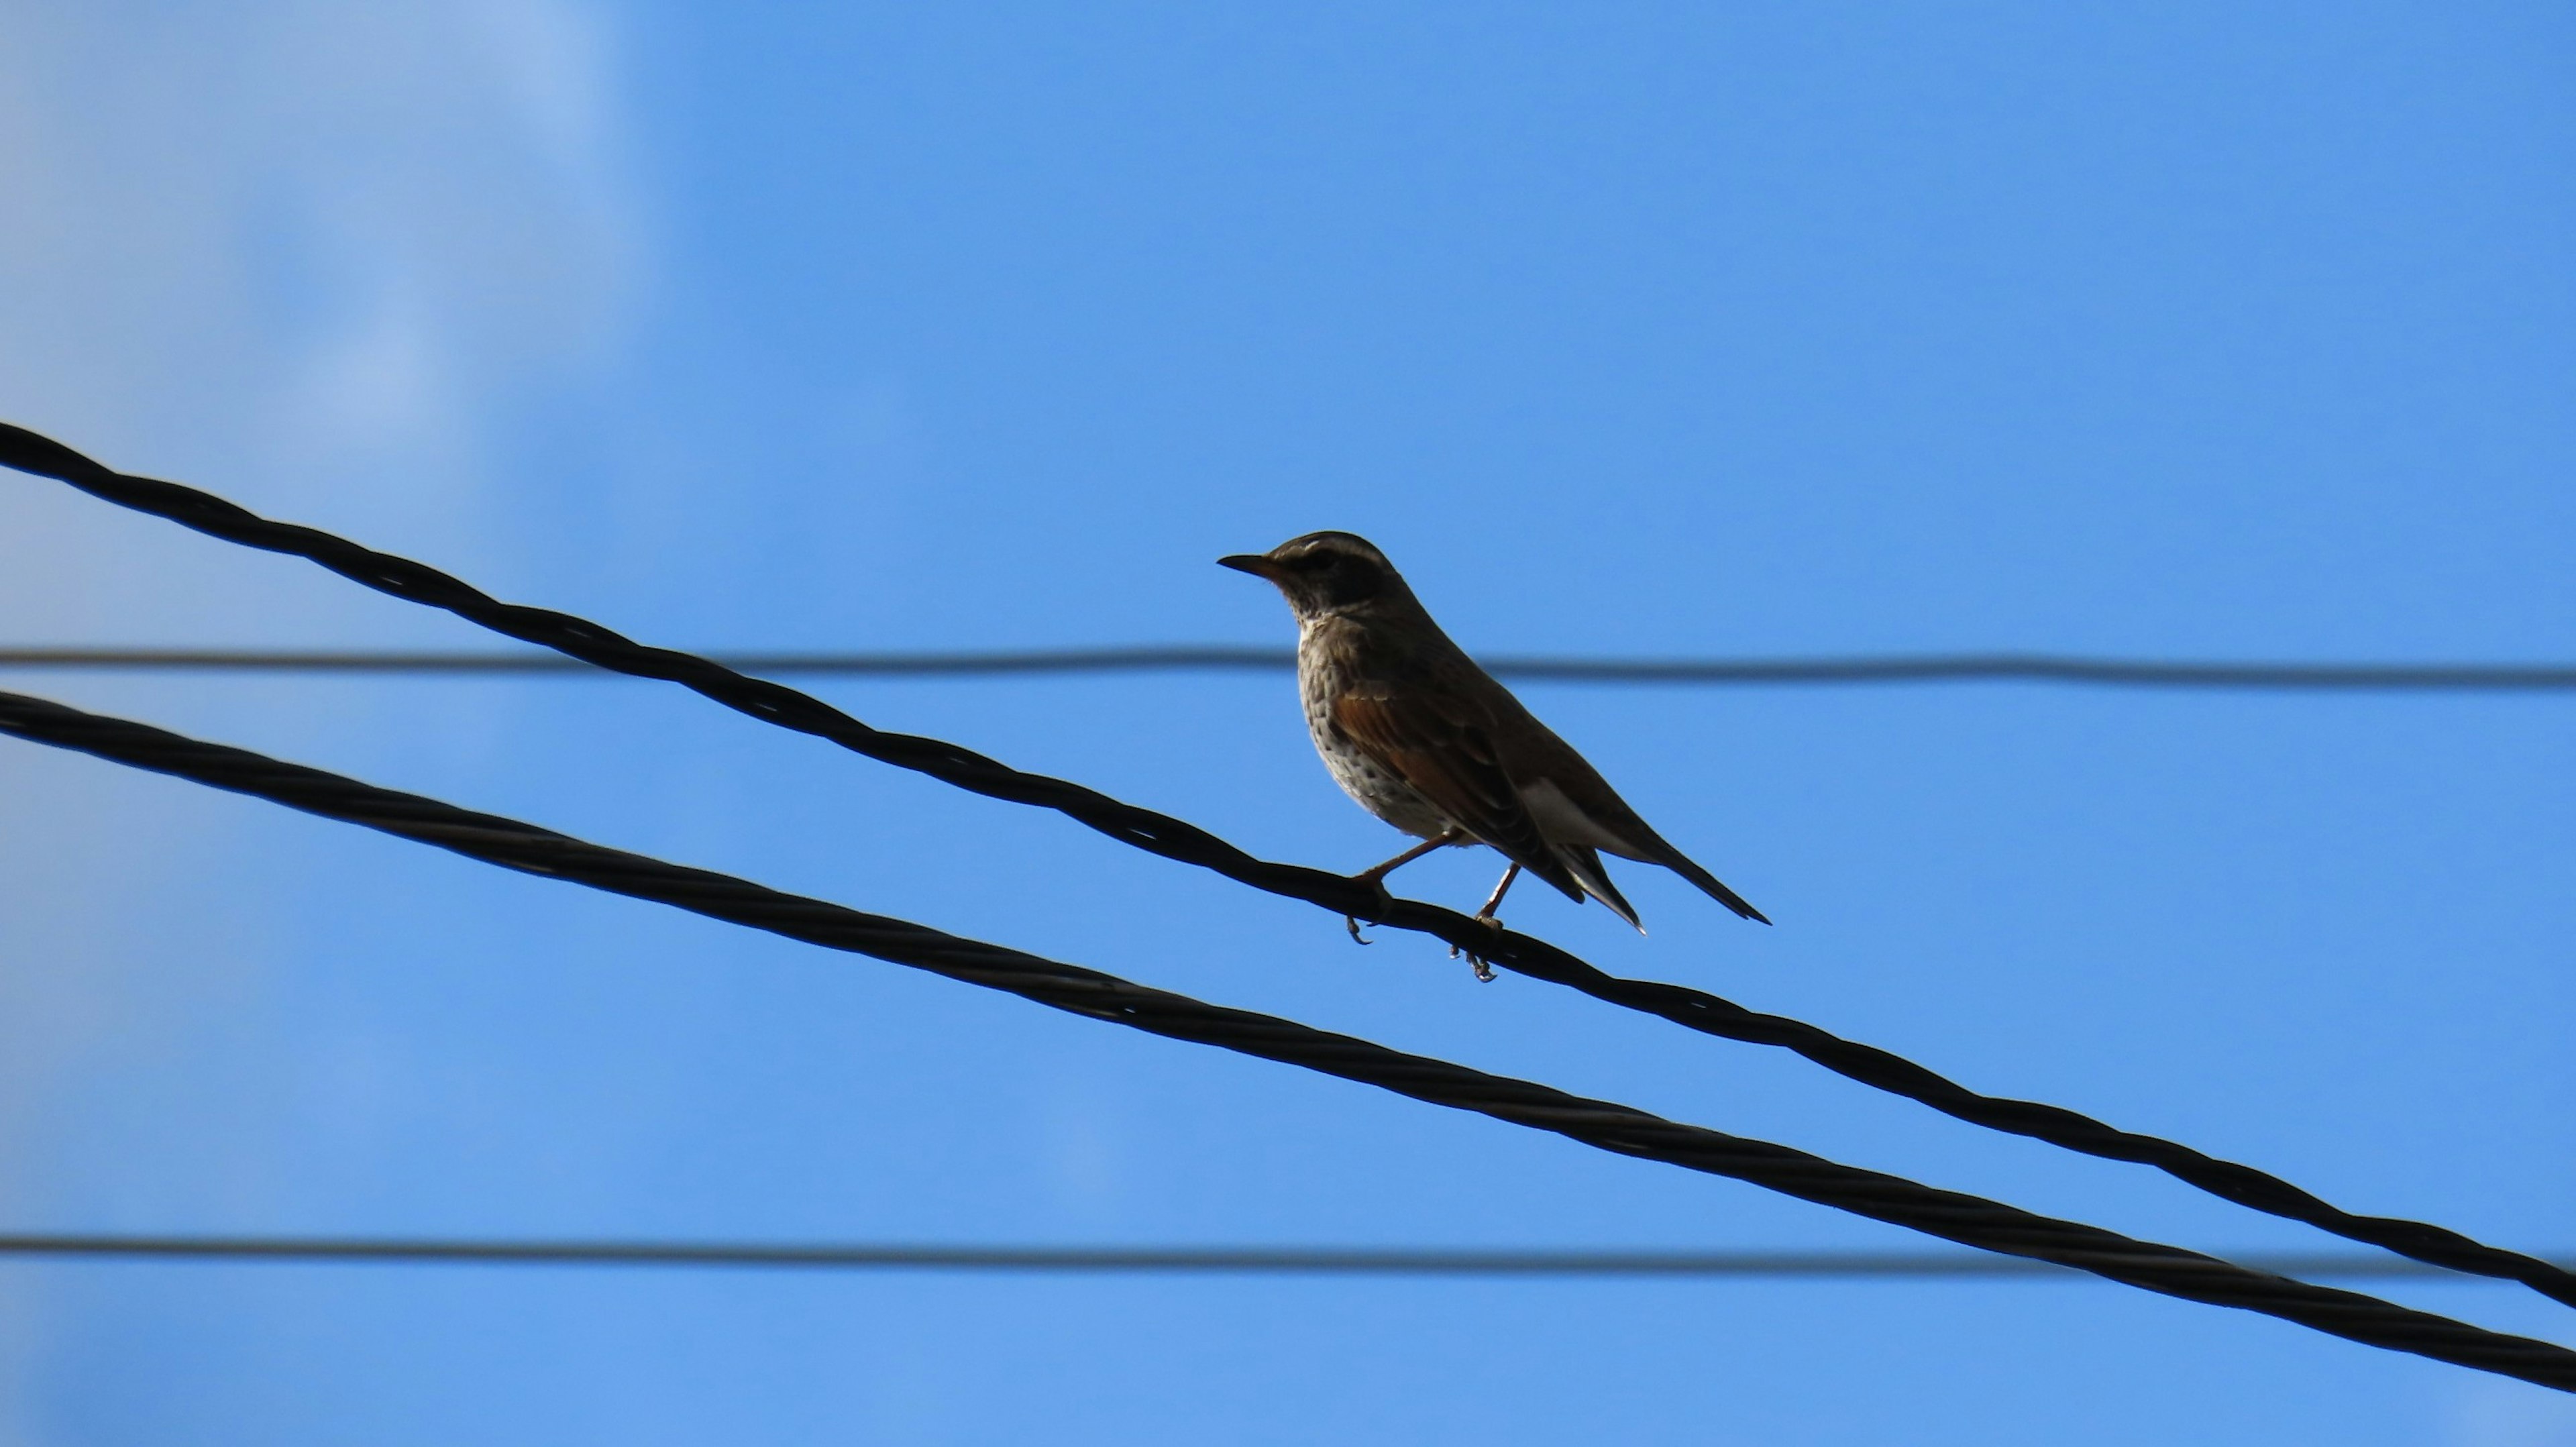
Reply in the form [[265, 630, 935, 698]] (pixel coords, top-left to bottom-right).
[[1447, 913, 1506, 982], [1344, 870, 1402, 947]]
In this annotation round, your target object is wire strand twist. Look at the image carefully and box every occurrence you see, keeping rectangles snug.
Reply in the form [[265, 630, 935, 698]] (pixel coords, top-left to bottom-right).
[[5, 421, 2571, 1311], [3, 684, 2573, 1389]]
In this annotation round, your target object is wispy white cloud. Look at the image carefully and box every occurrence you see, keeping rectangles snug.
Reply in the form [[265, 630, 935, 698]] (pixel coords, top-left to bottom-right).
[[0, 4, 641, 1433], [0, 0, 639, 597]]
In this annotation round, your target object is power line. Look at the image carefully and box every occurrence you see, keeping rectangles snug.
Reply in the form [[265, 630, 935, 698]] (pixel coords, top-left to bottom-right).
[[1, 685, 2571, 1391], [5, 423, 2567, 1311], [1, 645, 2571, 692], [1, 1234, 2561, 1280]]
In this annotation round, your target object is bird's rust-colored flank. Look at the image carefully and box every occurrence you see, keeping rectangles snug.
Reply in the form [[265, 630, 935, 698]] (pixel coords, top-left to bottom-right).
[[1220, 531, 1766, 963]]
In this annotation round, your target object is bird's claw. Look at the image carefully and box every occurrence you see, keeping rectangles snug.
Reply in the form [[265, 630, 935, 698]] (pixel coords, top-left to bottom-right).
[[1344, 871, 1399, 947], [1448, 913, 1505, 982]]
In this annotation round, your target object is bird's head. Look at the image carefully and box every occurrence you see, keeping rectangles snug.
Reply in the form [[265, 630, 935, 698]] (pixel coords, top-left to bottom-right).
[[1218, 531, 1409, 620]]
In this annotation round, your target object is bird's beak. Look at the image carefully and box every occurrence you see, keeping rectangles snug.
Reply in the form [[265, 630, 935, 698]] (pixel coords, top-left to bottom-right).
[[1218, 553, 1283, 580]]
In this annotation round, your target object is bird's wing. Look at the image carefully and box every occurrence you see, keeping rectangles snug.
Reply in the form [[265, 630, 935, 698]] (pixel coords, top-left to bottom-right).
[[1331, 684, 1585, 902]]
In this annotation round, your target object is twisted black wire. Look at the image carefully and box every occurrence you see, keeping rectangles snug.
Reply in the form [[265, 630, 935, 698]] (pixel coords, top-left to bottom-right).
[[3, 686, 2571, 1390], [5, 645, 2573, 690], [5, 423, 2571, 1314]]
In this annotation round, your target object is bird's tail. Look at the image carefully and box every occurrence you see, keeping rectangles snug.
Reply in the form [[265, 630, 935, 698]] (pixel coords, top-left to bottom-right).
[[1557, 845, 1646, 933], [1658, 849, 1770, 924]]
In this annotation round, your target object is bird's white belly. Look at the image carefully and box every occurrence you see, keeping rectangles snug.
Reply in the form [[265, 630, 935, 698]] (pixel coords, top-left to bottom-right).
[[1313, 727, 1452, 838], [1297, 640, 1454, 840]]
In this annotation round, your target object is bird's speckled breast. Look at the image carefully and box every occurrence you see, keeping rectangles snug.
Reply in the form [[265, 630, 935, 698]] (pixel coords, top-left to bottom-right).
[[1296, 617, 1454, 839]]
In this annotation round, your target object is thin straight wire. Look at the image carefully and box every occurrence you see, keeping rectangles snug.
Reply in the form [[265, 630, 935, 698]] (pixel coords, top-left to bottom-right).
[[1, 645, 2571, 692], [5, 423, 2571, 1310], [2, 687, 2573, 1391], [0, 1234, 2564, 1280]]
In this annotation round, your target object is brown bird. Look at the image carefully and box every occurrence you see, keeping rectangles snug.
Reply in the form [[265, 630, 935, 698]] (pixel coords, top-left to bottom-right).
[[1221, 531, 1766, 971]]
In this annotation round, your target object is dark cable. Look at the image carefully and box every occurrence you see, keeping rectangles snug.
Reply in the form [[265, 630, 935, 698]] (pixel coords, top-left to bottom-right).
[[5, 422, 2569, 1311], [4, 645, 2573, 691], [1, 686, 2571, 1390], [1, 1234, 2562, 1280]]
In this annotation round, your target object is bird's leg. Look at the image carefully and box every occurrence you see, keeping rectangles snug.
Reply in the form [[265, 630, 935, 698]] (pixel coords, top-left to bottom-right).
[[1449, 861, 1519, 981], [1346, 829, 1462, 944], [1356, 831, 1459, 887]]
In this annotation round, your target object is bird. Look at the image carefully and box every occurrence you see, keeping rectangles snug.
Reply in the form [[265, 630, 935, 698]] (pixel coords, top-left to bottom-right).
[[1220, 531, 1766, 974]]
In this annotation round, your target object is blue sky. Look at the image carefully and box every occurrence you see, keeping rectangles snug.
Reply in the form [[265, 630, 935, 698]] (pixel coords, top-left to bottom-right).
[[1, 3, 2572, 1442]]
